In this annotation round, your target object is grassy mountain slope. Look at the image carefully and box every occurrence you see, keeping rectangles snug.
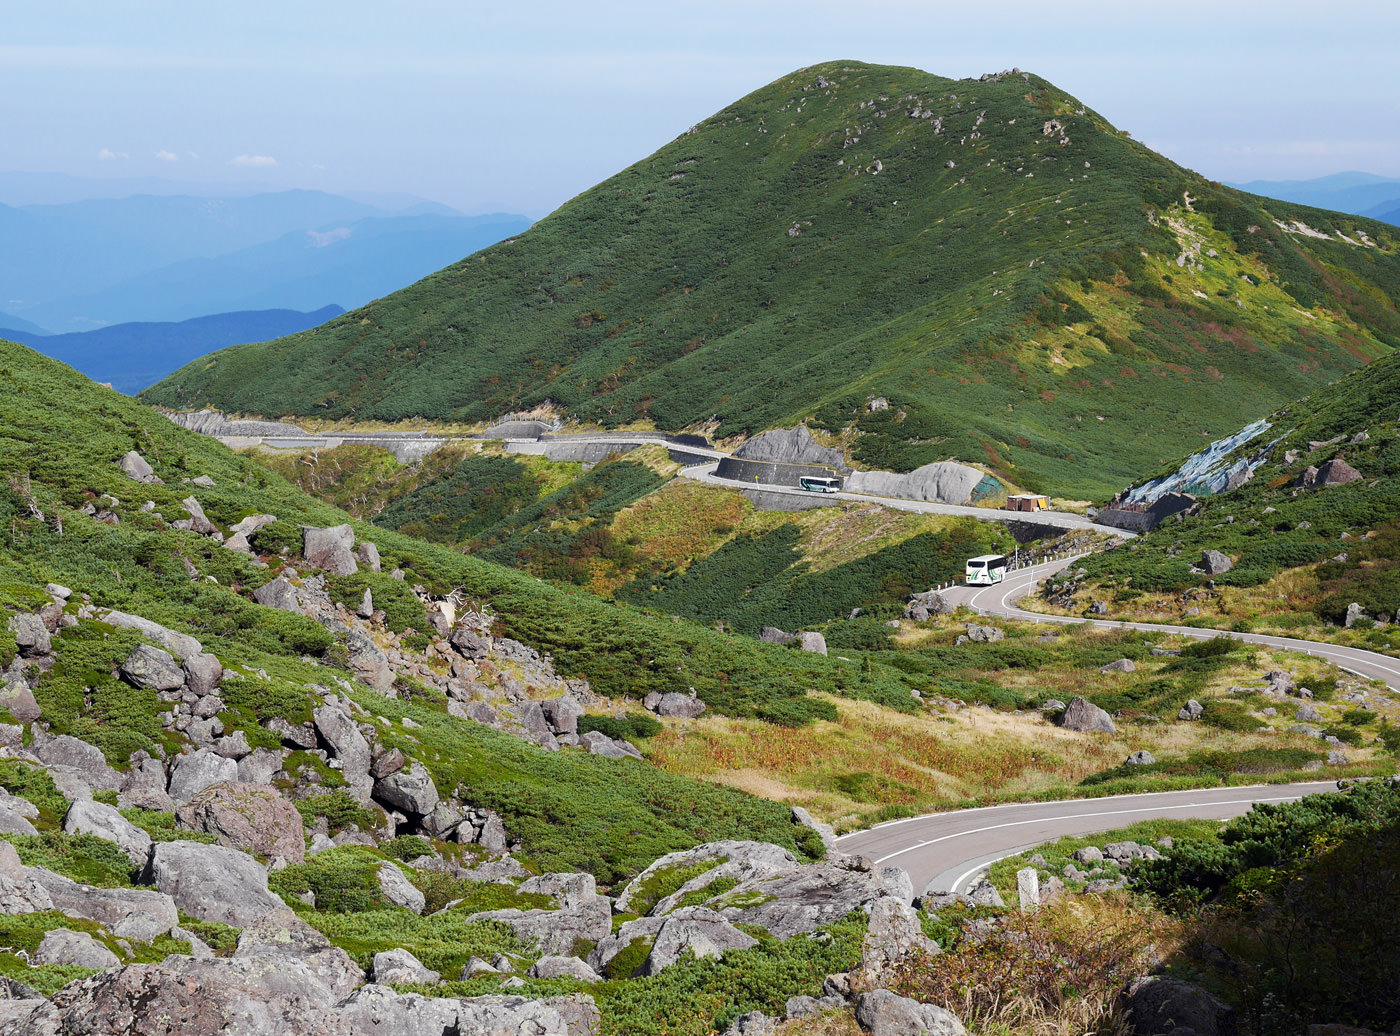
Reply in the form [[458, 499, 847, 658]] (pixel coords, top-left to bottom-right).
[[1031, 349, 1400, 652], [145, 61, 1400, 497]]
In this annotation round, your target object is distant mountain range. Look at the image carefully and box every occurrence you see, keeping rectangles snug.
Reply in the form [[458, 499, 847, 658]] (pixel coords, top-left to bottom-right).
[[1231, 171, 1400, 224], [0, 187, 529, 332], [0, 306, 343, 393]]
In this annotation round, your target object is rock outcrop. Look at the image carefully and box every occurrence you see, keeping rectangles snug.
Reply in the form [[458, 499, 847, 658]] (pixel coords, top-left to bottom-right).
[[733, 426, 848, 472], [845, 461, 989, 506]]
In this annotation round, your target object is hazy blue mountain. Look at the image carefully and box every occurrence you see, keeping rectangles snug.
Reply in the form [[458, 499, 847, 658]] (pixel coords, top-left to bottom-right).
[[0, 190, 383, 314], [1230, 171, 1400, 216], [1, 305, 343, 393], [0, 311, 50, 336], [25, 212, 529, 329]]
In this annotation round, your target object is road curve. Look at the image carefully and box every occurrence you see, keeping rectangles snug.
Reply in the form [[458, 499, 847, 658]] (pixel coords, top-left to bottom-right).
[[837, 781, 1338, 895], [946, 557, 1400, 692], [678, 462, 1134, 538]]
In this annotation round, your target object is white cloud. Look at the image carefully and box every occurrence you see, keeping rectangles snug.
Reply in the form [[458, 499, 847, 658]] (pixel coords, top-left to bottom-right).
[[154, 149, 178, 162], [229, 153, 276, 167], [97, 148, 128, 160]]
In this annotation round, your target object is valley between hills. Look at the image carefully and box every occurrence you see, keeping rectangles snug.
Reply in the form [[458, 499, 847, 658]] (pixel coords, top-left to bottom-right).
[[0, 60, 1397, 1036]]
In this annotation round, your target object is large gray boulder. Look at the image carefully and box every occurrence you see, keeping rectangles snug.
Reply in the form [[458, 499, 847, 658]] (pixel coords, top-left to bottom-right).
[[854, 989, 966, 1036], [470, 872, 612, 956], [845, 461, 986, 506], [175, 782, 306, 864], [167, 748, 239, 804], [253, 576, 301, 612], [34, 928, 120, 969], [541, 696, 584, 734], [1057, 696, 1116, 734], [312, 703, 372, 800], [529, 955, 603, 983], [0, 804, 37, 837], [28, 867, 177, 941], [182, 653, 223, 696], [1124, 976, 1235, 1036], [644, 692, 705, 720], [63, 800, 152, 867], [180, 496, 219, 537], [0, 844, 53, 915], [373, 760, 439, 815], [733, 425, 848, 472], [372, 947, 440, 984], [144, 840, 283, 926], [713, 856, 901, 939], [8, 614, 50, 658], [857, 897, 937, 982], [233, 907, 363, 1000], [101, 611, 202, 660], [580, 730, 642, 760], [302, 525, 358, 576], [641, 907, 758, 975], [336, 989, 598, 1036], [32, 735, 123, 792], [377, 861, 426, 914], [119, 644, 186, 691], [791, 806, 838, 854], [1199, 550, 1233, 575], [799, 631, 828, 655], [118, 450, 161, 484]]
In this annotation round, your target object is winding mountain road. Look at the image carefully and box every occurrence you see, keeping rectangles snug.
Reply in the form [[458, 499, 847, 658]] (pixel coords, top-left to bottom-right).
[[837, 782, 1339, 896], [838, 556, 1398, 893]]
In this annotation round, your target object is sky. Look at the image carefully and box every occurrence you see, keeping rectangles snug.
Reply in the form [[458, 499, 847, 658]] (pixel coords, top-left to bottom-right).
[[4, 1, 1398, 216]]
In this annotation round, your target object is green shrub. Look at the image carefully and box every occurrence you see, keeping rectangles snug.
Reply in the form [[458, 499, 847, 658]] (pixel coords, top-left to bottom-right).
[[578, 713, 663, 743]]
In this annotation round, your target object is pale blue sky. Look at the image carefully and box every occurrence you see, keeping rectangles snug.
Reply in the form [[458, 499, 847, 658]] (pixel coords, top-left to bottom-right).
[[4, 1, 1396, 215]]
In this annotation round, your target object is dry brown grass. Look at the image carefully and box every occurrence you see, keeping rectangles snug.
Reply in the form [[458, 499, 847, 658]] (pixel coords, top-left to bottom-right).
[[888, 895, 1183, 1036], [776, 1009, 862, 1035]]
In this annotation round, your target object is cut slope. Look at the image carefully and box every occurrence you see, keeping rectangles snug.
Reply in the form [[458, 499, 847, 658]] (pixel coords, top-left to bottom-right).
[[144, 62, 1400, 497]]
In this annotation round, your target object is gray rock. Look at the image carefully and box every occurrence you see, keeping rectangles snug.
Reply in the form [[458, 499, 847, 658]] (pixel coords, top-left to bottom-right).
[[1178, 699, 1204, 721], [119, 643, 186, 691], [1345, 602, 1365, 628], [876, 866, 915, 907], [963, 879, 1004, 907], [180, 496, 219, 536], [374, 760, 439, 815], [759, 627, 798, 645], [45, 765, 94, 803], [541, 696, 584, 734], [1328, 749, 1350, 766], [1199, 550, 1233, 575], [0, 680, 41, 724], [854, 989, 966, 1036], [63, 800, 152, 866], [714, 856, 900, 939], [1057, 697, 1116, 733], [529, 955, 603, 983], [799, 631, 828, 655], [733, 425, 848, 472], [1124, 975, 1234, 1036], [229, 514, 278, 537], [8, 614, 50, 658], [253, 576, 301, 612], [1101, 658, 1136, 674], [859, 896, 938, 979], [32, 734, 123, 791], [34, 928, 120, 969], [1125, 750, 1156, 766], [0, 804, 37, 837], [345, 628, 394, 695], [378, 861, 426, 914], [354, 542, 382, 573], [266, 716, 318, 749], [0, 844, 53, 915], [1072, 846, 1104, 865], [182, 653, 223, 696], [727, 1009, 780, 1034], [101, 611, 202, 659], [450, 628, 492, 660], [1296, 702, 1323, 723], [647, 692, 706, 720], [167, 748, 239, 804], [845, 461, 986, 506], [964, 624, 1004, 644], [478, 813, 509, 852], [1104, 841, 1146, 861], [118, 450, 161, 484], [175, 781, 306, 863], [144, 840, 283, 926], [580, 730, 642, 760], [302, 524, 359, 576], [642, 907, 758, 975], [470, 872, 612, 956], [233, 906, 363, 999], [373, 946, 440, 985], [28, 867, 177, 941], [1041, 699, 1066, 712], [312, 702, 372, 786]]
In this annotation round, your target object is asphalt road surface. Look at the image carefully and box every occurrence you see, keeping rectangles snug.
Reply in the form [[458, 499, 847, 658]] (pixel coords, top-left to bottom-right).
[[949, 557, 1400, 692], [838, 781, 1339, 895]]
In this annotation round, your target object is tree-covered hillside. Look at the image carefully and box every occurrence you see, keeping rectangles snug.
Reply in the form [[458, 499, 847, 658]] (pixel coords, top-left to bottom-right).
[[145, 61, 1400, 497]]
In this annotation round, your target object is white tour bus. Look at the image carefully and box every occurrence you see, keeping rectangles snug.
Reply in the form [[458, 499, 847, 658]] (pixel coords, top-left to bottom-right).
[[798, 475, 842, 494], [964, 554, 1008, 585]]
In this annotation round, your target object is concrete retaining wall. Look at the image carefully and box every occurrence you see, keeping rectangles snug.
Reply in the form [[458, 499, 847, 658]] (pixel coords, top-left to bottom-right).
[[714, 458, 839, 488]]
